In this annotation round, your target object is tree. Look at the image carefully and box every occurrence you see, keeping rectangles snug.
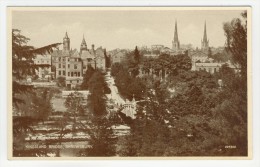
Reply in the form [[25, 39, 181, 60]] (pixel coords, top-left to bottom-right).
[[134, 46, 141, 64], [88, 70, 108, 116], [111, 62, 123, 77], [208, 47, 212, 57], [81, 65, 95, 90], [64, 91, 85, 124], [12, 29, 61, 156], [80, 116, 117, 156], [223, 11, 247, 78], [12, 29, 61, 105]]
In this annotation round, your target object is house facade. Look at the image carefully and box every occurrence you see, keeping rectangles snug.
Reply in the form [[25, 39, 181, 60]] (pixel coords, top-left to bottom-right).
[[51, 32, 106, 89]]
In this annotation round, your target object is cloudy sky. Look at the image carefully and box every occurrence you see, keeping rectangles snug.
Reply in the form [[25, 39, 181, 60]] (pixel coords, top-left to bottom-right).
[[12, 8, 244, 51]]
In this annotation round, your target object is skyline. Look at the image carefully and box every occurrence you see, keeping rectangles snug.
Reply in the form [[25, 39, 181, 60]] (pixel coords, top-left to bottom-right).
[[12, 9, 244, 51]]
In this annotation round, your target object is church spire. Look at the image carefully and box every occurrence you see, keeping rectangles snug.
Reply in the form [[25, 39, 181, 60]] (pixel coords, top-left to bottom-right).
[[172, 20, 180, 51], [174, 20, 179, 42], [201, 21, 209, 51], [203, 21, 208, 43]]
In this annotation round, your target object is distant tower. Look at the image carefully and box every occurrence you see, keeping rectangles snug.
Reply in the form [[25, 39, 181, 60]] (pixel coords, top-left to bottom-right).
[[201, 21, 209, 51], [80, 34, 88, 52], [172, 20, 180, 51], [63, 31, 70, 51]]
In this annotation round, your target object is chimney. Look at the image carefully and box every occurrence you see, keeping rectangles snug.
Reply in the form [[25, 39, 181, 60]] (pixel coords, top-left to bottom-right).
[[92, 44, 95, 50]]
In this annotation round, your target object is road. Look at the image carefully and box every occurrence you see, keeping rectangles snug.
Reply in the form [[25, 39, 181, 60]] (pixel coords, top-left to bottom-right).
[[105, 71, 125, 106]]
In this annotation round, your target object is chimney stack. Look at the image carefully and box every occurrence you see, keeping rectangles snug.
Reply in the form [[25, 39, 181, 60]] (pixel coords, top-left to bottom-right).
[[92, 44, 95, 50]]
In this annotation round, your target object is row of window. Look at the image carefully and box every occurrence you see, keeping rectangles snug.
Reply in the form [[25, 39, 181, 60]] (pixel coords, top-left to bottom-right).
[[68, 72, 81, 77], [58, 71, 66, 76], [55, 57, 80, 62], [37, 60, 50, 64], [58, 64, 78, 69], [57, 71, 81, 77], [198, 67, 218, 73]]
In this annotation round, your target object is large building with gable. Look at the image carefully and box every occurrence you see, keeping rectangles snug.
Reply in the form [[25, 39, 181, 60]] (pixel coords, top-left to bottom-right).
[[51, 32, 107, 89]]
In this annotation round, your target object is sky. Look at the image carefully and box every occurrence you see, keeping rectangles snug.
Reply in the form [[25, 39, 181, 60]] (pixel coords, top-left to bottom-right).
[[12, 8, 244, 51]]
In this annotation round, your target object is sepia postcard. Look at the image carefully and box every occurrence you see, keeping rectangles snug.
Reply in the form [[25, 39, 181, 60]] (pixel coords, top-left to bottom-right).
[[8, 7, 252, 160]]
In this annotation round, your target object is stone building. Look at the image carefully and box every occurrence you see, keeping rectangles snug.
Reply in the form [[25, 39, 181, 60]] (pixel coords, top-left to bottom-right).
[[51, 32, 107, 89], [111, 51, 126, 64], [194, 62, 222, 74]]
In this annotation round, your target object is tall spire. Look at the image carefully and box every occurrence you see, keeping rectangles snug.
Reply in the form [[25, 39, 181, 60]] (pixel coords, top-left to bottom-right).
[[201, 21, 209, 51], [174, 20, 179, 42], [203, 21, 207, 42], [172, 20, 180, 51]]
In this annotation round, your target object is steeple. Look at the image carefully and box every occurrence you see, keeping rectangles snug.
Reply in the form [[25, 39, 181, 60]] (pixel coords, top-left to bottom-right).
[[172, 20, 180, 51], [63, 31, 70, 51], [201, 21, 209, 51], [203, 21, 207, 42], [80, 34, 87, 52], [174, 20, 179, 42]]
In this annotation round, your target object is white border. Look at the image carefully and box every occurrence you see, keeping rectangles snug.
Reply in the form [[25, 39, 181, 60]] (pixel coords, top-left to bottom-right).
[[1, 0, 260, 167]]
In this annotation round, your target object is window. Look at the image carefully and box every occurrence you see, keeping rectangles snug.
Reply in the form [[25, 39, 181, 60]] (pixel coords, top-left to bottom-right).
[[71, 73, 74, 77], [63, 71, 65, 75], [74, 72, 77, 76], [68, 64, 70, 68], [78, 72, 80, 76], [68, 58, 70, 62], [68, 72, 70, 76], [214, 68, 217, 73], [59, 64, 61, 68], [74, 65, 77, 69], [58, 71, 61, 75], [70, 81, 72, 83], [63, 65, 65, 69], [63, 58, 65, 62], [77, 80, 79, 83], [59, 57, 61, 61]]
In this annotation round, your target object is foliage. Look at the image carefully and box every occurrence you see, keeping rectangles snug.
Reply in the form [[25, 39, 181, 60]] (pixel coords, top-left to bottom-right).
[[111, 62, 124, 77], [12, 29, 61, 105], [88, 70, 109, 116], [81, 65, 95, 90], [209, 51, 232, 63], [223, 11, 247, 78], [64, 91, 85, 123], [12, 29, 60, 156], [80, 116, 117, 156]]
